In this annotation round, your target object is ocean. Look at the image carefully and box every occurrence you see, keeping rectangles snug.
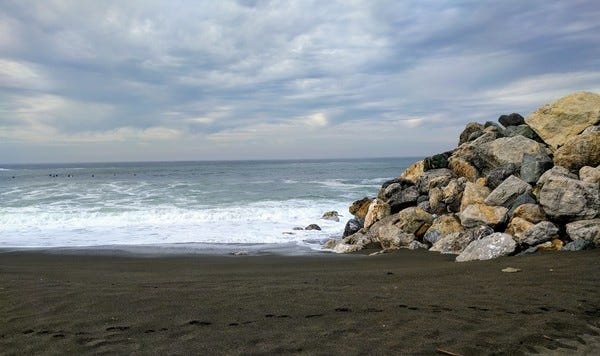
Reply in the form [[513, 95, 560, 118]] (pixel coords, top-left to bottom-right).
[[0, 158, 416, 254]]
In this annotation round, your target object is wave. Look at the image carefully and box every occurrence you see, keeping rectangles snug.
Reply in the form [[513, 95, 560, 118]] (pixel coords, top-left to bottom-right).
[[0, 168, 13, 171]]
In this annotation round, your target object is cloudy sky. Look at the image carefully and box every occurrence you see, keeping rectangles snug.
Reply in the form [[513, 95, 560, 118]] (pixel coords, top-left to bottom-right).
[[1, 0, 599, 163]]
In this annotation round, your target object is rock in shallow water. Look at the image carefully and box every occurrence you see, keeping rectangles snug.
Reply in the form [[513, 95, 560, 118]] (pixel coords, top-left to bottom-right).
[[456, 232, 517, 262], [305, 224, 321, 231], [321, 211, 340, 222]]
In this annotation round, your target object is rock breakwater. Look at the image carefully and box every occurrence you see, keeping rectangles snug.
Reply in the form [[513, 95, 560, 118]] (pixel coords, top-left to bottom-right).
[[326, 91, 600, 261]]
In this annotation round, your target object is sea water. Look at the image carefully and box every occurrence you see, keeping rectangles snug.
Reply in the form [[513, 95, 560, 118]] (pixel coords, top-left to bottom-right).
[[0, 158, 416, 254]]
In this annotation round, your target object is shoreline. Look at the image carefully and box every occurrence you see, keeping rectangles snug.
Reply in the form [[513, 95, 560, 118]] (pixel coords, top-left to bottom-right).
[[1, 249, 599, 355]]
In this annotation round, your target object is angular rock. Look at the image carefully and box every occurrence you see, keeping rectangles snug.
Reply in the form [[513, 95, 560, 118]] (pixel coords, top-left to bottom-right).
[[554, 129, 600, 172], [460, 182, 491, 212], [520, 152, 553, 184], [399, 160, 424, 184], [505, 217, 535, 240], [485, 164, 518, 189], [503, 124, 543, 142], [381, 177, 410, 190], [364, 199, 391, 229], [562, 239, 594, 251], [478, 136, 547, 174], [448, 156, 480, 182], [429, 225, 493, 255], [349, 197, 372, 220], [498, 113, 525, 127], [322, 211, 340, 222], [539, 176, 600, 221], [387, 185, 419, 214], [428, 187, 447, 215], [416, 168, 456, 194], [423, 152, 452, 171], [456, 233, 517, 262], [373, 224, 416, 250], [517, 221, 559, 246], [536, 166, 578, 189], [525, 91, 600, 150], [459, 203, 508, 228], [459, 122, 485, 146], [442, 177, 467, 212], [423, 214, 464, 245], [507, 192, 538, 218], [510, 203, 546, 224], [565, 219, 600, 245], [343, 218, 363, 237], [395, 207, 434, 236], [579, 166, 600, 184], [484, 175, 532, 208]]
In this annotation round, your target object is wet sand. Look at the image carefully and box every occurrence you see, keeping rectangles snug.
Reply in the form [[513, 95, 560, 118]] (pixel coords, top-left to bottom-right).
[[1, 249, 599, 355]]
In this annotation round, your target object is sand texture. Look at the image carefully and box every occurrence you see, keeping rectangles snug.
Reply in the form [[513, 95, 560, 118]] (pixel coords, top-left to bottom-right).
[[1, 249, 599, 355]]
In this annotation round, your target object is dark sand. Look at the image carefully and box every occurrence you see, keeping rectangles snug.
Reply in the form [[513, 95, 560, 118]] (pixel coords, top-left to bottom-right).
[[1, 249, 599, 355]]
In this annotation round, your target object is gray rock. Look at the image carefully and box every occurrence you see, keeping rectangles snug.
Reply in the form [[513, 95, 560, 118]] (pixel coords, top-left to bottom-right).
[[516, 246, 538, 256], [429, 227, 492, 255], [486, 164, 518, 189], [539, 176, 600, 221], [305, 224, 321, 231], [484, 175, 532, 208], [520, 152, 553, 184], [518, 221, 559, 246], [459, 122, 485, 146], [367, 216, 416, 249], [565, 219, 600, 245], [477, 136, 547, 174], [321, 211, 340, 222], [456, 233, 517, 262], [499, 113, 525, 127], [536, 166, 578, 188], [423, 214, 464, 245], [343, 218, 363, 237], [503, 124, 544, 142], [387, 185, 419, 214], [580, 166, 600, 184], [416, 168, 456, 194], [561, 239, 594, 251], [507, 192, 538, 218], [405, 240, 429, 250]]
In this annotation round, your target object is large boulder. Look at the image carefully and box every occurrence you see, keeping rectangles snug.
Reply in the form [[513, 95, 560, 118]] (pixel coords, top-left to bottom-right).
[[498, 113, 525, 127], [516, 221, 559, 246], [510, 203, 547, 224], [505, 217, 535, 240], [553, 129, 600, 172], [369, 220, 416, 250], [565, 219, 600, 245], [525, 91, 600, 150], [423, 214, 464, 245], [326, 231, 378, 253], [364, 199, 391, 229], [456, 233, 517, 262], [538, 176, 600, 221], [477, 136, 547, 174], [503, 124, 542, 141], [506, 192, 538, 217], [520, 152, 553, 184], [484, 175, 532, 208], [442, 177, 467, 212], [343, 218, 363, 237], [485, 164, 518, 189], [429, 226, 493, 254], [399, 160, 424, 184], [448, 156, 480, 182], [428, 187, 446, 215], [580, 166, 600, 184], [386, 185, 419, 214], [395, 207, 434, 236], [459, 122, 485, 146], [458, 203, 508, 229], [423, 152, 452, 171], [460, 182, 491, 212], [349, 197, 372, 220]]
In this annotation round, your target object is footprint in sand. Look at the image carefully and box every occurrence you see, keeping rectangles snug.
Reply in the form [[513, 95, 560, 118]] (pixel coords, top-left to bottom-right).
[[188, 320, 212, 326], [335, 307, 352, 312], [105, 326, 130, 331]]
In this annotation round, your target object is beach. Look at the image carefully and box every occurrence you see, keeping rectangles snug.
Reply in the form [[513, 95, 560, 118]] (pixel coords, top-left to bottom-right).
[[1, 249, 599, 355]]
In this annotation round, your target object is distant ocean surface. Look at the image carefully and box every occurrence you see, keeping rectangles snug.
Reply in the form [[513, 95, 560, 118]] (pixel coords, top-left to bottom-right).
[[0, 158, 416, 254]]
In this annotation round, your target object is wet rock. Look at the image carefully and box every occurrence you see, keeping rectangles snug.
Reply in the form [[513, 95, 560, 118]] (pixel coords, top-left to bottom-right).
[[579, 166, 600, 184], [459, 203, 508, 229], [456, 233, 517, 262], [305, 224, 322, 231], [423, 214, 464, 245], [460, 182, 491, 212], [562, 239, 594, 251], [349, 197, 372, 220], [565, 219, 600, 245], [525, 91, 600, 150], [520, 152, 553, 184], [343, 218, 363, 237], [364, 199, 391, 229], [498, 113, 525, 127], [484, 175, 532, 208], [322, 211, 340, 222], [539, 176, 599, 221], [553, 129, 600, 172], [399, 160, 424, 184]]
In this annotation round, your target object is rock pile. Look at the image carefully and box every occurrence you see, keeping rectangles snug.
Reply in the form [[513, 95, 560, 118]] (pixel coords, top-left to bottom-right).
[[325, 92, 600, 261]]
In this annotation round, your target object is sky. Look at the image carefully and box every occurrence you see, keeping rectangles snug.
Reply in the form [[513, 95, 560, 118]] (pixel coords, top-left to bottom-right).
[[1, 0, 599, 164]]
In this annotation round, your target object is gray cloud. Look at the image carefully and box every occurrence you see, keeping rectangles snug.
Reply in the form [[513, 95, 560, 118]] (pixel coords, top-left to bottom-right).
[[1, 0, 599, 163]]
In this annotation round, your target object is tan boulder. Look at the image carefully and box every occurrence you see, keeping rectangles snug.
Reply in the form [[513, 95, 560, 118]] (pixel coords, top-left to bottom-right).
[[579, 166, 600, 184], [459, 203, 508, 228], [423, 214, 465, 245], [537, 238, 564, 251], [395, 207, 434, 236], [511, 203, 546, 224], [553, 129, 600, 172], [448, 156, 480, 182], [460, 182, 491, 212], [399, 160, 424, 184], [506, 217, 535, 240], [363, 199, 390, 229], [478, 136, 547, 171], [525, 91, 600, 150], [349, 197, 372, 220]]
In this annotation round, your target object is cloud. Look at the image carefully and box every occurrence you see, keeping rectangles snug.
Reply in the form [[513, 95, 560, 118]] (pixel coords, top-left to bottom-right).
[[0, 1, 599, 163]]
